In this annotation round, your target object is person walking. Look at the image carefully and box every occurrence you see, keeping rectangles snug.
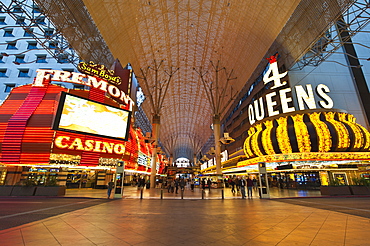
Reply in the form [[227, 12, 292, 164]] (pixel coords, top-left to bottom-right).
[[236, 177, 241, 194], [230, 178, 236, 193], [107, 180, 115, 199], [201, 179, 206, 190], [167, 179, 173, 193], [180, 178, 186, 191], [246, 176, 254, 198], [240, 177, 246, 199], [207, 178, 212, 190], [252, 177, 258, 191], [175, 178, 179, 194], [190, 179, 195, 191]]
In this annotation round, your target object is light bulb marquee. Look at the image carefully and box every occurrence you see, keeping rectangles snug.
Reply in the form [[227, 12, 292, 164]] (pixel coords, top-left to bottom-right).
[[242, 109, 370, 163], [241, 56, 370, 167]]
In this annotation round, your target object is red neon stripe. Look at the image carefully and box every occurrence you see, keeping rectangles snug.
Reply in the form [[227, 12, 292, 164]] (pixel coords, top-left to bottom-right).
[[1, 86, 49, 163]]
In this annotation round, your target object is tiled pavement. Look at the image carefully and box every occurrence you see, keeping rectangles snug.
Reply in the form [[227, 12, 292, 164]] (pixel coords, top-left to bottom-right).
[[64, 186, 323, 199], [1, 187, 370, 245]]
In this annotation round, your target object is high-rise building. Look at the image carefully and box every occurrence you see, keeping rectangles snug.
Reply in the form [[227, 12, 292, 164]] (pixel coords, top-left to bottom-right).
[[0, 0, 79, 105]]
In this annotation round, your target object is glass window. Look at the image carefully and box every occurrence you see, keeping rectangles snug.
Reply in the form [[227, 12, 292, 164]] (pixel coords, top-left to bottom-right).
[[35, 16, 45, 25], [4, 84, 15, 93], [24, 28, 33, 37], [36, 55, 47, 63], [32, 5, 41, 13], [12, 5, 22, 13], [18, 69, 29, 77], [73, 84, 85, 90], [0, 69, 7, 77], [49, 42, 57, 49], [63, 68, 74, 72], [0, 17, 6, 25], [16, 16, 25, 25], [58, 56, 69, 64], [0, 55, 4, 63], [14, 55, 25, 64], [27, 42, 37, 50], [3, 29, 13, 37], [44, 29, 53, 37], [6, 42, 17, 50]]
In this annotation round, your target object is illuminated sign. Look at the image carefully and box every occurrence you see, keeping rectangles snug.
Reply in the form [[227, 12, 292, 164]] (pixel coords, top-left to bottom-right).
[[54, 135, 125, 155], [221, 150, 228, 162], [138, 152, 150, 166], [248, 55, 334, 125], [34, 69, 134, 110], [77, 61, 122, 86], [53, 92, 131, 140]]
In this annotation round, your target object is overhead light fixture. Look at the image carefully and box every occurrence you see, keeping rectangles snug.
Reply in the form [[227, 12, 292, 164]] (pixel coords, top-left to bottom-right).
[[207, 147, 216, 155], [220, 132, 235, 145], [200, 155, 209, 162]]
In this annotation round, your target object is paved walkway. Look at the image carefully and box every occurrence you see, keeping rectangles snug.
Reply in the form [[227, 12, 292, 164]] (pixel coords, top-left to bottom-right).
[[1, 195, 370, 245], [1, 186, 370, 245], [64, 186, 323, 199]]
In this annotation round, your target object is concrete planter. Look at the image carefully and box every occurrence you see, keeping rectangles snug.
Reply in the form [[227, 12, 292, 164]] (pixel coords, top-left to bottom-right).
[[11, 186, 37, 196], [34, 186, 66, 196], [0, 186, 14, 196], [320, 186, 352, 196], [349, 186, 370, 195]]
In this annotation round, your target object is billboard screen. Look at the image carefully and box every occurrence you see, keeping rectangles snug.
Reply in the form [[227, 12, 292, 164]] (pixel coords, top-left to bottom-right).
[[53, 92, 131, 140]]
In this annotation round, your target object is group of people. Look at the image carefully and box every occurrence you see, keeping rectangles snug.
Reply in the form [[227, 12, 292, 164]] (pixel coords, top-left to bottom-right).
[[166, 178, 195, 193], [228, 176, 257, 199], [108, 175, 259, 199]]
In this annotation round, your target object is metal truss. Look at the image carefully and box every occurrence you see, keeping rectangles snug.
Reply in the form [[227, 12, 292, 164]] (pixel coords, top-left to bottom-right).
[[134, 106, 152, 136], [293, 0, 370, 70], [0, 0, 79, 66]]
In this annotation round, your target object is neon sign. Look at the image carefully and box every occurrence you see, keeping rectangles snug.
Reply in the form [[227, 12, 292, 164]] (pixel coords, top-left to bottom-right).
[[77, 61, 122, 86], [54, 135, 125, 155], [34, 69, 134, 111], [248, 55, 334, 125]]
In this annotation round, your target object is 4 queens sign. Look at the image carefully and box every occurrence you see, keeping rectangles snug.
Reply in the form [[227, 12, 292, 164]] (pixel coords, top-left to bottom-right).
[[248, 54, 334, 125]]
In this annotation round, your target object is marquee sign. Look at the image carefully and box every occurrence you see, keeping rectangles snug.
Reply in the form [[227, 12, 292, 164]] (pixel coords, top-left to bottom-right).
[[77, 61, 122, 86], [34, 69, 134, 111], [248, 54, 334, 125], [138, 151, 150, 166], [54, 135, 126, 155]]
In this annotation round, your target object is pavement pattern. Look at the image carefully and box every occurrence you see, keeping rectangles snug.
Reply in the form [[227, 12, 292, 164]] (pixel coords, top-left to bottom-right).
[[0, 187, 370, 245]]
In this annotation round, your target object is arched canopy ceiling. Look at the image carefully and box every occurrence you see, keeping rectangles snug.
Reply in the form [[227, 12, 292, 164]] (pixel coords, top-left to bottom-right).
[[35, 0, 355, 160], [82, 0, 301, 160]]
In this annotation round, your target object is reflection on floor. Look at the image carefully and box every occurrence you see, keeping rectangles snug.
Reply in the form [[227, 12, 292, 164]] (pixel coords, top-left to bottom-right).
[[64, 186, 323, 199]]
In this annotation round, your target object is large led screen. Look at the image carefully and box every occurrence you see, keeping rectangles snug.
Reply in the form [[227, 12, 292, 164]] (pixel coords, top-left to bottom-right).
[[53, 92, 131, 140]]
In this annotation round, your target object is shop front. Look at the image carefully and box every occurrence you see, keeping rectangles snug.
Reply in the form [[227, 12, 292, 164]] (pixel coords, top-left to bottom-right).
[[233, 109, 370, 190]]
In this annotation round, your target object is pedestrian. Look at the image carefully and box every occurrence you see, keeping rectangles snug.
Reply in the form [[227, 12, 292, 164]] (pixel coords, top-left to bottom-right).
[[201, 179, 206, 190], [240, 177, 246, 199], [246, 176, 254, 198], [167, 179, 172, 193], [107, 180, 115, 199], [138, 177, 145, 189], [207, 178, 212, 190], [190, 179, 195, 191], [175, 178, 179, 194], [252, 177, 258, 191], [230, 178, 236, 193], [180, 178, 186, 191], [235, 177, 241, 194]]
